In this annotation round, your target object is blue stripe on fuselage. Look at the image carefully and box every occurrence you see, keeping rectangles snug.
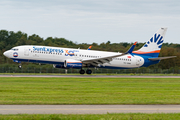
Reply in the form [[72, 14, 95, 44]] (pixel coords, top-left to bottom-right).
[[11, 58, 64, 65]]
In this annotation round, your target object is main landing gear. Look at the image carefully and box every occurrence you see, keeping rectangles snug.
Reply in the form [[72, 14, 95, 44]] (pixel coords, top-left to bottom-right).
[[79, 69, 85, 74], [79, 69, 92, 75], [86, 69, 92, 74]]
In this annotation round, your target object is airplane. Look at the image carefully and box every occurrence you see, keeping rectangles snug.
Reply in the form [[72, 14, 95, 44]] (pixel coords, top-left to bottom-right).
[[3, 28, 176, 74]]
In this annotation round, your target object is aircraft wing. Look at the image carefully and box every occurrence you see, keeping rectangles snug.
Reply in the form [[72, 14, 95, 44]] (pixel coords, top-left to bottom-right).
[[82, 42, 137, 66], [82, 53, 126, 66]]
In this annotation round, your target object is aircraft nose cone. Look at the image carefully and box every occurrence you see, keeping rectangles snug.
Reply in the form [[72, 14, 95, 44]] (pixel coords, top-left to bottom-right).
[[3, 51, 9, 57]]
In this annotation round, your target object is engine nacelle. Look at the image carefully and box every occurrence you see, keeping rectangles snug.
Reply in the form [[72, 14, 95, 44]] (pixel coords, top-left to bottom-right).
[[64, 59, 82, 69]]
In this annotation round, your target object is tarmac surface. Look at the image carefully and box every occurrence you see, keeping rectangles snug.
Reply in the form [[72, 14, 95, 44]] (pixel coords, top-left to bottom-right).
[[0, 75, 180, 78], [1, 105, 180, 114]]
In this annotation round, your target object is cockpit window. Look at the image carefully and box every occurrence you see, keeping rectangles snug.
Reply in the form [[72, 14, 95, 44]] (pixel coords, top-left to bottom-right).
[[11, 48, 19, 51]]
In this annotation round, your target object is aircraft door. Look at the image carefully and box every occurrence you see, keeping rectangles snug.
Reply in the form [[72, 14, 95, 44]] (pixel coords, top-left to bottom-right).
[[136, 58, 140, 66], [75, 53, 79, 60], [24, 48, 29, 56]]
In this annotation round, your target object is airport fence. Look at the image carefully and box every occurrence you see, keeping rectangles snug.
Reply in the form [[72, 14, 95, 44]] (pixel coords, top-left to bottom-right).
[[0, 66, 180, 74]]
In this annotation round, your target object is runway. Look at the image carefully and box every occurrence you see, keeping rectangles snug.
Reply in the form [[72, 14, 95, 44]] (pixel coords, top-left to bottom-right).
[[1, 105, 180, 114], [0, 75, 180, 78]]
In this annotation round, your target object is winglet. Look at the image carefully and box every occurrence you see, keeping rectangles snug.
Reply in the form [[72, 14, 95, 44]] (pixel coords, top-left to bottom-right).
[[87, 46, 92, 50], [125, 42, 137, 54]]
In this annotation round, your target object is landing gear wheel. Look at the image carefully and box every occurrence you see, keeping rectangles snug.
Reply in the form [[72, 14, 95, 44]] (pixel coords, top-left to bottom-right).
[[86, 69, 92, 74], [79, 69, 85, 74], [18, 65, 22, 69]]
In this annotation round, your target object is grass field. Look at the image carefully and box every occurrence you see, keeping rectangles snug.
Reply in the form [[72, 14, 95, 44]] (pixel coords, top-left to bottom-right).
[[0, 77, 180, 104], [1, 113, 180, 120]]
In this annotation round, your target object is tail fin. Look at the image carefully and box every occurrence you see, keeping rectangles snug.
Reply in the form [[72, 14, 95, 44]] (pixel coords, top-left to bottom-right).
[[133, 28, 167, 57]]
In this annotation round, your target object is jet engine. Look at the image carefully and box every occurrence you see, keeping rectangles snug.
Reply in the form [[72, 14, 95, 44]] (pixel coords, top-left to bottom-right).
[[64, 59, 82, 68]]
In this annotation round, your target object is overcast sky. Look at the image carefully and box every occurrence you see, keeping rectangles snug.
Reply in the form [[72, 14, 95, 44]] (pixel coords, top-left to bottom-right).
[[0, 0, 180, 44]]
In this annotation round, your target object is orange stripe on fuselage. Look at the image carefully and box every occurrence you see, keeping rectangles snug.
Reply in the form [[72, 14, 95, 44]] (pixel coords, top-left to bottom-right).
[[132, 50, 160, 54]]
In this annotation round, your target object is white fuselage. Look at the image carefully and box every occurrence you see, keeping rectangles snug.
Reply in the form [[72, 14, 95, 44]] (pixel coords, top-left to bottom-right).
[[4, 45, 144, 69]]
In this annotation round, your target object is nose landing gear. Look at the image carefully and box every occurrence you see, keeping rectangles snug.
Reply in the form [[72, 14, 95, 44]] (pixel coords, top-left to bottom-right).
[[18, 65, 22, 69]]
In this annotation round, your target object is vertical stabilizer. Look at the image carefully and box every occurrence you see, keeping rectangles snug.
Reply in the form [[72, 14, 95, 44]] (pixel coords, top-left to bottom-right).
[[133, 28, 167, 57]]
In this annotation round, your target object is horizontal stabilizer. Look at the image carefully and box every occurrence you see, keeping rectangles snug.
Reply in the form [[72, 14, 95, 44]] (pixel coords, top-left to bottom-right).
[[148, 56, 176, 61]]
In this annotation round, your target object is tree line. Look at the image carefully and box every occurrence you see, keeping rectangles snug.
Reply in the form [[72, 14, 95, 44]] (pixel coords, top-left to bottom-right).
[[0, 30, 180, 69]]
